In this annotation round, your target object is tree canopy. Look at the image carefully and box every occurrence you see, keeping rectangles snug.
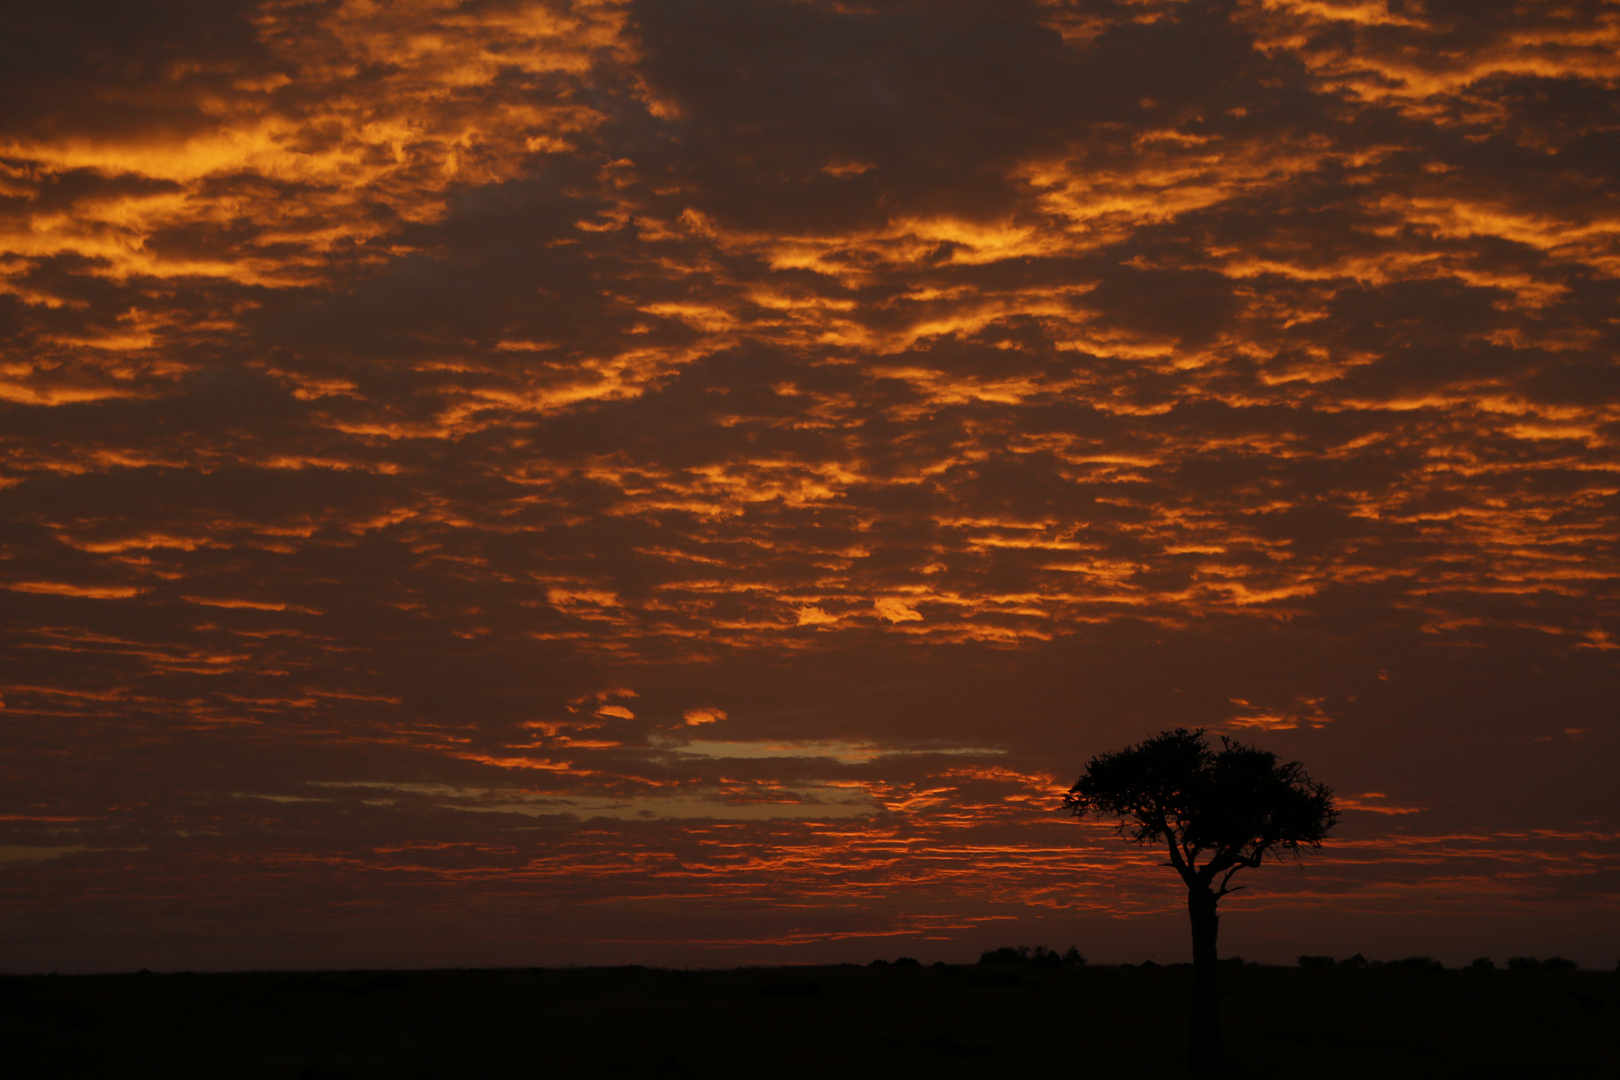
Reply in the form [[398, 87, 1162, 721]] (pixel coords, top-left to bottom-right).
[[1063, 726, 1337, 898]]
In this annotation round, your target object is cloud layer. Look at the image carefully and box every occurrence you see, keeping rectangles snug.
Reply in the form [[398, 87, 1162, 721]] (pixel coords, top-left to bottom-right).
[[2, 0, 1617, 969]]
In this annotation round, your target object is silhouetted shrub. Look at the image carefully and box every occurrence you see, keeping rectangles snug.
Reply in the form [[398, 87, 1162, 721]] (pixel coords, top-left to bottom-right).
[[1338, 953, 1368, 968], [868, 958, 890, 967], [1469, 957, 1496, 971], [1030, 946, 1063, 969], [977, 944, 1074, 968], [893, 957, 921, 968], [1223, 956, 1244, 967], [1139, 959, 1159, 968], [1543, 957, 1577, 971], [1507, 957, 1541, 971], [1388, 956, 1444, 971], [1297, 955, 1335, 968]]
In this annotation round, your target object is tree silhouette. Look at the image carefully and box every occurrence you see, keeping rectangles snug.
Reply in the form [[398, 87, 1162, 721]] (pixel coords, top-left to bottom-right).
[[1064, 727, 1336, 1072]]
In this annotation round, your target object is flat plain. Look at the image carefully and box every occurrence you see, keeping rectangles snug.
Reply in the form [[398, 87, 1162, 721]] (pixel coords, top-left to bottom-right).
[[4, 960, 1613, 1078]]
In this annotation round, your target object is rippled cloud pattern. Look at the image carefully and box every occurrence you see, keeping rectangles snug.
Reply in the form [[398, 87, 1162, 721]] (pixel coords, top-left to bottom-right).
[[2, 0, 1617, 969]]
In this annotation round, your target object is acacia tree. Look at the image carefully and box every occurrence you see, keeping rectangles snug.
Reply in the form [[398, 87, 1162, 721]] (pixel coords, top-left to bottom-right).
[[1064, 728, 1336, 1072]]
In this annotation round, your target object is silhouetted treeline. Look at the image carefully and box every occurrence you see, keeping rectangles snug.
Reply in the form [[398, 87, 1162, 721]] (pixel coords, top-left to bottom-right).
[[1297, 954, 1582, 971], [976, 945, 1084, 968]]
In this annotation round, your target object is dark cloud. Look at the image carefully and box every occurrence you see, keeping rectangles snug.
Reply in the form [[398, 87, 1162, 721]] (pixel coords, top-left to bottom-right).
[[0, 0, 273, 142]]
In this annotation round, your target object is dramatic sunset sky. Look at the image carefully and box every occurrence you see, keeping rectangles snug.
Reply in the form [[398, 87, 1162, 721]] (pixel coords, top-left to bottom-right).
[[2, 0, 1617, 973]]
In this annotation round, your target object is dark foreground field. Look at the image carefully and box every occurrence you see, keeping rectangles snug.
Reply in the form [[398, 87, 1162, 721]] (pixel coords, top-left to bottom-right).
[[3, 961, 1613, 1079]]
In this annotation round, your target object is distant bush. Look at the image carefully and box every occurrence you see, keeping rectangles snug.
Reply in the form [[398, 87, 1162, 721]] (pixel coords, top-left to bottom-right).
[[868, 958, 890, 968], [1139, 959, 1159, 968], [1543, 957, 1577, 971], [893, 957, 921, 968], [1506, 957, 1541, 971], [977, 945, 1075, 968], [1338, 953, 1368, 968], [1297, 955, 1336, 968], [1469, 957, 1495, 971], [1030, 947, 1064, 969], [1387, 956, 1444, 971], [1222, 956, 1244, 967]]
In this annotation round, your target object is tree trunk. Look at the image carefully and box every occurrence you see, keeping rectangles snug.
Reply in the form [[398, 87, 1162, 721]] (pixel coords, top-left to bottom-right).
[[1187, 883, 1222, 1073]]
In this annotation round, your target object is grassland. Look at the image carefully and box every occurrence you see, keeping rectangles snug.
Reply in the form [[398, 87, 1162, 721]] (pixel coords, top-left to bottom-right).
[[4, 959, 1613, 1078]]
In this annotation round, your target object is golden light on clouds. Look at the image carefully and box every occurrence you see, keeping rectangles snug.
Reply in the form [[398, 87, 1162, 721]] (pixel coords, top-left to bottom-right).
[[1, 0, 1616, 970]]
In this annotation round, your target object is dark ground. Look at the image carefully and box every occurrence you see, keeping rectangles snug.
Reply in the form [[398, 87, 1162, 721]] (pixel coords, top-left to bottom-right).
[[2, 960, 1613, 1078]]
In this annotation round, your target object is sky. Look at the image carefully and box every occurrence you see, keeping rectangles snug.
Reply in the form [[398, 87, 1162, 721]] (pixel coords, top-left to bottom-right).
[[2, 0, 1617, 973]]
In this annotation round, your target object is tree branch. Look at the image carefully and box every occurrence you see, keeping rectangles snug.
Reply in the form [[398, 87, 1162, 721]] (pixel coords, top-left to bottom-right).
[[1215, 862, 1246, 897], [1158, 814, 1194, 885]]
